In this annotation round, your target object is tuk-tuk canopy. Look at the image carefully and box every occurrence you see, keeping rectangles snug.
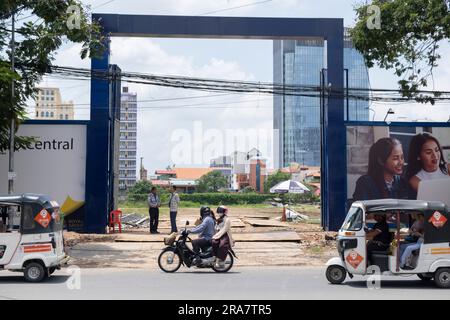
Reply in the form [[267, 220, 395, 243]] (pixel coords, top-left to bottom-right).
[[354, 199, 448, 214], [0, 194, 56, 207]]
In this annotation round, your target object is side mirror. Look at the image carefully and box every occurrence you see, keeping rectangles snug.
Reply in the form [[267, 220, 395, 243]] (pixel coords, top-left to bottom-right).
[[185, 220, 190, 226]]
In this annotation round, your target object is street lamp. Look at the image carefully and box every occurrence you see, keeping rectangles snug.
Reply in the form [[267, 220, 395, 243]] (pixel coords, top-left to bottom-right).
[[384, 108, 395, 122]]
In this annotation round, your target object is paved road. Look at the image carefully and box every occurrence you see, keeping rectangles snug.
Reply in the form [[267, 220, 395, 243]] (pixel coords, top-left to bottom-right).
[[0, 266, 447, 300]]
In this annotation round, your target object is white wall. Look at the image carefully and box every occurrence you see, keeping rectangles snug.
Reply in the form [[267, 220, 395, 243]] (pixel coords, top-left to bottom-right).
[[0, 124, 86, 206]]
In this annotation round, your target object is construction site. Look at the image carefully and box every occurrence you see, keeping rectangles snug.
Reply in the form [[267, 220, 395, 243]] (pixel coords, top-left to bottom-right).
[[64, 205, 337, 269]]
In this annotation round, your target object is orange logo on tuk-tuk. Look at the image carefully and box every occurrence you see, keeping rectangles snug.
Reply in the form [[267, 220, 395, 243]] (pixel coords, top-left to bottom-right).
[[429, 211, 447, 228], [34, 209, 52, 228], [345, 250, 364, 269]]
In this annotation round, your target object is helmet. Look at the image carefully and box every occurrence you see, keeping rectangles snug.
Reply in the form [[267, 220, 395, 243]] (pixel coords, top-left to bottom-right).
[[216, 205, 228, 216], [200, 206, 211, 219]]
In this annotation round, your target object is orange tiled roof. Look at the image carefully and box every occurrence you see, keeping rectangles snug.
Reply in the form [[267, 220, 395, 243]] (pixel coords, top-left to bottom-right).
[[155, 170, 176, 175], [173, 167, 214, 180]]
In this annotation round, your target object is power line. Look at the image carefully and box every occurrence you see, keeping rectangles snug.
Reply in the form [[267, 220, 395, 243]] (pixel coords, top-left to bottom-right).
[[18, 65, 450, 105], [198, 0, 274, 16], [93, 0, 116, 10]]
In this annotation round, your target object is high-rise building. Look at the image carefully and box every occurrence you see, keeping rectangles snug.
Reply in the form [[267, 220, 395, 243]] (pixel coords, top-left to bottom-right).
[[35, 87, 74, 120], [273, 29, 370, 168], [119, 87, 137, 194]]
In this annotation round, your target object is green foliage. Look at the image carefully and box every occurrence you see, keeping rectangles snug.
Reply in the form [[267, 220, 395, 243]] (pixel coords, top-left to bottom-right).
[[351, 0, 450, 103], [0, 0, 106, 151], [240, 186, 256, 193], [126, 181, 170, 202], [196, 171, 228, 193], [264, 170, 291, 193], [179, 193, 273, 205]]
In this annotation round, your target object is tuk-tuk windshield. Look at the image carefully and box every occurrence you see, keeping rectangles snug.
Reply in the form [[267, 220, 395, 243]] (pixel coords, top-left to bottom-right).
[[342, 206, 363, 231]]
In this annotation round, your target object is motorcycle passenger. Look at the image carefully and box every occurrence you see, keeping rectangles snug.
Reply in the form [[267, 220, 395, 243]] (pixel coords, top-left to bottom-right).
[[183, 206, 216, 265], [212, 206, 235, 268]]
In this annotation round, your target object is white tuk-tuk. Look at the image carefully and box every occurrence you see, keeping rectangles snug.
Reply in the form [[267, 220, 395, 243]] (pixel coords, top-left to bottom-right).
[[0, 194, 69, 282], [326, 199, 450, 288]]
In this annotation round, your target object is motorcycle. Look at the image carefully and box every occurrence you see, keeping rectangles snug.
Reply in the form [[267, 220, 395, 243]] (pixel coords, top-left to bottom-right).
[[158, 221, 237, 273]]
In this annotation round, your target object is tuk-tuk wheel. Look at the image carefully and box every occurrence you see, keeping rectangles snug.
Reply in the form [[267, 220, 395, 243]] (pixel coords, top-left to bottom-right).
[[434, 268, 450, 289], [326, 265, 347, 284], [24, 262, 46, 283]]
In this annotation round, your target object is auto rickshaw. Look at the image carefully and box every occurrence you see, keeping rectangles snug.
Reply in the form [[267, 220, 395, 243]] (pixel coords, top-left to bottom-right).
[[326, 199, 450, 288], [0, 194, 69, 282]]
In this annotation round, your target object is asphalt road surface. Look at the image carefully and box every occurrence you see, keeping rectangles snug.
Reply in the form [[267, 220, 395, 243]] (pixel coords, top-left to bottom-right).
[[0, 266, 448, 300]]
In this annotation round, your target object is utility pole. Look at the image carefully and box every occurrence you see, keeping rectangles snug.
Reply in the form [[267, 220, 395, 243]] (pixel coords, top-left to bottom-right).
[[8, 12, 16, 194]]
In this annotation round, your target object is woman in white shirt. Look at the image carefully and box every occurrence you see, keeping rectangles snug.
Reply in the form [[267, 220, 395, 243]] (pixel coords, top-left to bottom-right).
[[406, 132, 450, 194], [212, 206, 234, 268]]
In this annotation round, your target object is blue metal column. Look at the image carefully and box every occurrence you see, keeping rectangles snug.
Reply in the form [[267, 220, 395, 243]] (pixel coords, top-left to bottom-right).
[[324, 27, 345, 231], [85, 38, 111, 233]]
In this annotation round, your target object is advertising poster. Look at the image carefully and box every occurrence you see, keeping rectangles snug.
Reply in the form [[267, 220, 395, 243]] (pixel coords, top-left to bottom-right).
[[0, 124, 87, 231], [347, 125, 450, 207]]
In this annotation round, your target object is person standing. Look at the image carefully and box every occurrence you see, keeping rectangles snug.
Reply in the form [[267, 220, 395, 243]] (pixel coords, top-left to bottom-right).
[[148, 187, 161, 234], [168, 185, 180, 233]]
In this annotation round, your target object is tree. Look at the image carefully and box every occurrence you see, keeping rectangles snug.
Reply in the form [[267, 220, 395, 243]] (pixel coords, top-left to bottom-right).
[[351, 0, 450, 103], [264, 170, 290, 193], [127, 180, 153, 202], [0, 0, 105, 151], [240, 186, 256, 193], [196, 171, 228, 193]]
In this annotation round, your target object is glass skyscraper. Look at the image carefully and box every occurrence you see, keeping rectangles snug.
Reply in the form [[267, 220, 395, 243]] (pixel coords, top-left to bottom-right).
[[273, 30, 370, 168]]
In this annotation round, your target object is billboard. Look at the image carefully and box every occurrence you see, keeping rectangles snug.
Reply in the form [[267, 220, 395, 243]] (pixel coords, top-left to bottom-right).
[[347, 125, 450, 207], [0, 123, 87, 231]]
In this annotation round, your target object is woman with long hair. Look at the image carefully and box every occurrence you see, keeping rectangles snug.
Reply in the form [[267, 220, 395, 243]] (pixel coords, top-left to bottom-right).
[[353, 137, 410, 201], [406, 132, 450, 194]]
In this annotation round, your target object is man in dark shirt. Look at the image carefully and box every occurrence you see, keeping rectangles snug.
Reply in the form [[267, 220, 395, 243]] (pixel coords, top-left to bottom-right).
[[366, 214, 391, 254]]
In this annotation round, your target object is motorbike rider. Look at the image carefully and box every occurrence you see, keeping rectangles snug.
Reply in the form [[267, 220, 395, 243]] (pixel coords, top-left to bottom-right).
[[212, 205, 235, 268], [183, 206, 216, 265]]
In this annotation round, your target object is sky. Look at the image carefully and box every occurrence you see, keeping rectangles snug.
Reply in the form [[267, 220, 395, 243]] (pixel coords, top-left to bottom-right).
[[26, 0, 450, 174]]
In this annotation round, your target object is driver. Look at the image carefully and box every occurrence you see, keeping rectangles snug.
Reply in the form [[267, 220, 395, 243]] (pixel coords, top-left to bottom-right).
[[366, 214, 391, 254], [184, 206, 216, 265]]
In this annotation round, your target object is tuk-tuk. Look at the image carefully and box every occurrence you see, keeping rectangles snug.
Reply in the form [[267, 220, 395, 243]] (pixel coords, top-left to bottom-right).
[[326, 199, 450, 288], [0, 194, 69, 282]]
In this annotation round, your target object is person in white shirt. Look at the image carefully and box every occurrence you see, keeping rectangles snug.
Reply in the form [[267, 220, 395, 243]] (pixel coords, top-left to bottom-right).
[[168, 186, 180, 233], [148, 187, 161, 234], [406, 132, 450, 196], [212, 206, 235, 268]]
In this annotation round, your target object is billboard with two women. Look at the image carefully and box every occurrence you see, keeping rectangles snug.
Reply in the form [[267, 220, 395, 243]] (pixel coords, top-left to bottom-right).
[[347, 125, 450, 207]]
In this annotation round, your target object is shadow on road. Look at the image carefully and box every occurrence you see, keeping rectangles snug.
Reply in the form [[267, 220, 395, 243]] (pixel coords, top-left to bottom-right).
[[0, 275, 70, 284], [345, 279, 438, 290], [163, 271, 241, 275]]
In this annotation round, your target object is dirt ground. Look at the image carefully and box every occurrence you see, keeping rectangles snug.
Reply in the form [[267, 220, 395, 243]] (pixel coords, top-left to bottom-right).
[[64, 205, 338, 269]]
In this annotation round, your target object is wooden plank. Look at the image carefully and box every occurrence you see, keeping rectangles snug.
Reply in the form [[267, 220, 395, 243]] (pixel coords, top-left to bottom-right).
[[115, 231, 300, 243], [242, 215, 272, 220], [243, 219, 288, 227]]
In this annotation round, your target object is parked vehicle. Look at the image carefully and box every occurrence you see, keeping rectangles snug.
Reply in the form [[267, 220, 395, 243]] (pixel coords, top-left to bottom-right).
[[0, 194, 69, 282], [326, 199, 450, 288], [158, 221, 236, 273]]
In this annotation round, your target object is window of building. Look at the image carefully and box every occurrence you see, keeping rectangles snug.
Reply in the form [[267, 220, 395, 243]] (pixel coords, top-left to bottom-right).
[[45, 111, 49, 117], [65, 114, 68, 120], [50, 112, 54, 117]]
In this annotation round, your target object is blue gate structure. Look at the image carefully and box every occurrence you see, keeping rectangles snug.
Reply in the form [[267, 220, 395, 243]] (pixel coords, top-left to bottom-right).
[[88, 14, 345, 232]]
